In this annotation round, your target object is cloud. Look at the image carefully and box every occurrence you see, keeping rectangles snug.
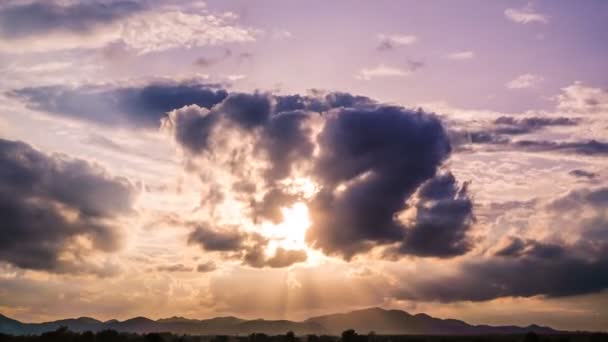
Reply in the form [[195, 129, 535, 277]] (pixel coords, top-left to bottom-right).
[[0, 138, 136, 274], [188, 225, 251, 252], [163, 89, 471, 261], [306, 106, 458, 259], [504, 5, 549, 24], [196, 261, 217, 272], [376, 33, 417, 51], [264, 248, 307, 268], [556, 81, 608, 114], [453, 114, 581, 148], [187, 225, 307, 268], [394, 187, 608, 302], [444, 51, 475, 60], [466, 135, 608, 157], [355, 65, 410, 80], [506, 74, 543, 89], [513, 139, 608, 156], [569, 169, 597, 179], [0, 0, 142, 39], [0, 0, 257, 53], [194, 48, 233, 68], [224, 74, 247, 81], [156, 264, 193, 272], [385, 172, 474, 258], [10, 81, 228, 128]]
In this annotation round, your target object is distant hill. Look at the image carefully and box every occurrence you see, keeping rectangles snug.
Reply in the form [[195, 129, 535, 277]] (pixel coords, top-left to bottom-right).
[[0, 308, 559, 336]]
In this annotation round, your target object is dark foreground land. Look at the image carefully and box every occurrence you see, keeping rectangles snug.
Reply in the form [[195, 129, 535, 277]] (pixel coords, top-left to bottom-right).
[[1, 328, 607, 342]]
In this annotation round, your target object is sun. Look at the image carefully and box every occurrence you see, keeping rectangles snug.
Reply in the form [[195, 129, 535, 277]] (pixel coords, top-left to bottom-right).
[[262, 201, 311, 250]]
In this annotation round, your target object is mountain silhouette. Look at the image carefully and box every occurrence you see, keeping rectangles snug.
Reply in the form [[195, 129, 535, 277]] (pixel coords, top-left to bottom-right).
[[0, 308, 559, 336]]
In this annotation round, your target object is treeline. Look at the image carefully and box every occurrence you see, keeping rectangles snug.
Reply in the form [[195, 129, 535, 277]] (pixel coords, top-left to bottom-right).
[[0, 327, 606, 342]]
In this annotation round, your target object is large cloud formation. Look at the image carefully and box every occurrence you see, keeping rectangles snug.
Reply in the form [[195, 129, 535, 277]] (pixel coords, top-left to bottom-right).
[[0, 138, 136, 274], [163, 90, 474, 261], [10, 81, 475, 263]]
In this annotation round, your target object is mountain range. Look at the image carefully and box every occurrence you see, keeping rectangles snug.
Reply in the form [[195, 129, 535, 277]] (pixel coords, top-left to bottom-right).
[[0, 307, 559, 336]]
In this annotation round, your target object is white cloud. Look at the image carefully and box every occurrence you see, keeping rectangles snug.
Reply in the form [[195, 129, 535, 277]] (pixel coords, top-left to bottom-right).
[[224, 74, 246, 81], [505, 5, 549, 24], [0, 8, 257, 54], [506, 73, 543, 89], [355, 64, 409, 81], [377, 34, 417, 50], [270, 29, 293, 40], [445, 51, 475, 60], [556, 81, 608, 114]]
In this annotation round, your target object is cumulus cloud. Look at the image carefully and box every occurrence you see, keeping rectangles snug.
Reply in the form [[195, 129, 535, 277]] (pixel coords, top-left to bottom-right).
[[355, 65, 410, 80], [0, 0, 257, 53], [0, 138, 136, 274], [504, 5, 549, 24], [506, 74, 543, 89], [163, 89, 473, 261], [10, 81, 228, 128], [376, 33, 417, 51]]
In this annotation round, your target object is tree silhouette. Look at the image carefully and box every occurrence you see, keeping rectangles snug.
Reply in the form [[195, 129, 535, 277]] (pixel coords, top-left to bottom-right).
[[341, 330, 357, 342]]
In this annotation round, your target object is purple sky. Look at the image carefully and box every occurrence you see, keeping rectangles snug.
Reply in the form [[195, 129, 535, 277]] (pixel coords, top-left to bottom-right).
[[0, 0, 607, 332]]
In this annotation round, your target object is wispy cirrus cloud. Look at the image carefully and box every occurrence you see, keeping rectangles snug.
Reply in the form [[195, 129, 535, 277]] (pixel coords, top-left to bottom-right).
[[505, 5, 549, 24], [444, 51, 475, 60], [506, 73, 543, 89], [355, 64, 410, 80]]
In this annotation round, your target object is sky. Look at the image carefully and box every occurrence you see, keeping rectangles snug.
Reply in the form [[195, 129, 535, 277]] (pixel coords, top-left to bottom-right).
[[0, 0, 608, 332]]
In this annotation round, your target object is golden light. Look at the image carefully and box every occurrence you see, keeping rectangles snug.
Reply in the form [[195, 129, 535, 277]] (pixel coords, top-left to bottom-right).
[[261, 201, 311, 251]]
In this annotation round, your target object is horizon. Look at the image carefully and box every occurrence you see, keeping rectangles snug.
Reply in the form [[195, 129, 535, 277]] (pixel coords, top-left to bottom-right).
[[1, 0, 608, 333], [3, 307, 551, 325]]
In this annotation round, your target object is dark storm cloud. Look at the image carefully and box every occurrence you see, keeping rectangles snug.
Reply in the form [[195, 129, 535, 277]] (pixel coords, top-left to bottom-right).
[[259, 110, 315, 181], [10, 81, 228, 128], [187, 225, 307, 268], [0, 138, 136, 273], [390, 173, 474, 258], [0, 0, 143, 40], [306, 106, 455, 259]]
